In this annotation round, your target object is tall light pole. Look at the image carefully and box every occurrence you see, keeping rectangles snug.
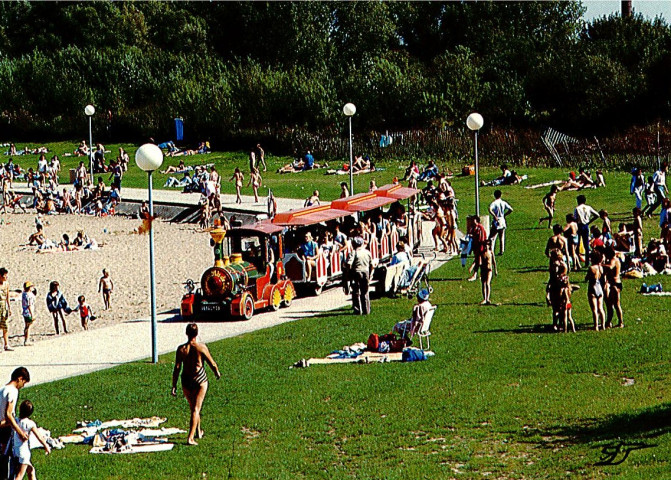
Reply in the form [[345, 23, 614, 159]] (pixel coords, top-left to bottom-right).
[[466, 113, 484, 216], [343, 103, 356, 196], [135, 144, 164, 364], [85, 104, 95, 184]]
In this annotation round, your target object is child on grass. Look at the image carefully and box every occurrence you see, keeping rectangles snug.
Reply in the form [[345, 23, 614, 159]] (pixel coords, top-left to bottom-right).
[[247, 167, 262, 203], [480, 239, 497, 305], [98, 269, 114, 310], [12, 400, 51, 480], [72, 295, 95, 330]]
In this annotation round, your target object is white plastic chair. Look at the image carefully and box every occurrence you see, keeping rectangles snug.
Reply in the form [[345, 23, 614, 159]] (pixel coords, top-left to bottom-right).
[[416, 306, 436, 351]]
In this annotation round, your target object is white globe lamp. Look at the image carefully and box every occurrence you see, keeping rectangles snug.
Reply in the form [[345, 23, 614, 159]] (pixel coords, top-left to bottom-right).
[[466, 112, 484, 131], [135, 143, 164, 172], [135, 142, 163, 364]]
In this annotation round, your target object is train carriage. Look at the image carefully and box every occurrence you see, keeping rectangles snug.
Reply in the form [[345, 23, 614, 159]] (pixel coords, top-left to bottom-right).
[[181, 184, 420, 320]]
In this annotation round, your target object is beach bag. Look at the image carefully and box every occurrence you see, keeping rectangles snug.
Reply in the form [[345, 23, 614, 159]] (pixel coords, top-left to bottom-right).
[[367, 333, 379, 351]]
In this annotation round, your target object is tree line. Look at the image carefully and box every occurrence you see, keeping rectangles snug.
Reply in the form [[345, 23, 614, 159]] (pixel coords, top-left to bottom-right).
[[0, 1, 669, 159]]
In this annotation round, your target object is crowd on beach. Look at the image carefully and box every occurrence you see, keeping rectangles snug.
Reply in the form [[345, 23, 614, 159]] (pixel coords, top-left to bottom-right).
[[0, 141, 127, 218]]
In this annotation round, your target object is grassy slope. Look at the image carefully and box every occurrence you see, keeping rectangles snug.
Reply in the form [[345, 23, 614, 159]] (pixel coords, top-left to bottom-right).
[[9, 144, 671, 478]]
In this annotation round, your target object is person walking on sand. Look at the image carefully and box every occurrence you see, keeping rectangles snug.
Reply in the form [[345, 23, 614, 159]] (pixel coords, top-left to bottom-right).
[[98, 269, 114, 310], [20, 283, 36, 346], [0, 268, 13, 351], [172, 323, 221, 446], [72, 295, 95, 331], [46, 281, 71, 335]]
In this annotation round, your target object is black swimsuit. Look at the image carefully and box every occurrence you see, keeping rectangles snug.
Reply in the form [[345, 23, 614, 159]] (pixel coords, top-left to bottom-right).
[[181, 366, 208, 391]]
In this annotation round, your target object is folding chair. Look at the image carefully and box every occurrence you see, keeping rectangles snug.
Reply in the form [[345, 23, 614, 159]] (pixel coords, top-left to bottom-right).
[[416, 306, 436, 351]]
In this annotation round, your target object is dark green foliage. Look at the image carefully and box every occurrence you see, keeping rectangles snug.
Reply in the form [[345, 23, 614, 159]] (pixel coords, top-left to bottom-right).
[[0, 1, 670, 144]]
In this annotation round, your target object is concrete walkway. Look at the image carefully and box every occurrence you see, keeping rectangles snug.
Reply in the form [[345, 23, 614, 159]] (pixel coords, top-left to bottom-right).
[[1, 287, 349, 387]]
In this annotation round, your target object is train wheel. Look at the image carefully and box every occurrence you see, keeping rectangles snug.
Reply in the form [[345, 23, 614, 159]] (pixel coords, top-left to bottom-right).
[[242, 294, 255, 320], [270, 287, 282, 311], [283, 283, 295, 307]]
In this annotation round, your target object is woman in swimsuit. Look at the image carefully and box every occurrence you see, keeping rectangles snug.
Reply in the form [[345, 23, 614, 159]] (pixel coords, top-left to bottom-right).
[[603, 247, 624, 328], [172, 323, 221, 445], [585, 251, 606, 331]]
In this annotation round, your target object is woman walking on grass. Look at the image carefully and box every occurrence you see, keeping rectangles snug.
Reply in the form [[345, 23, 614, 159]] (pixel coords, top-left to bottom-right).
[[172, 323, 221, 445]]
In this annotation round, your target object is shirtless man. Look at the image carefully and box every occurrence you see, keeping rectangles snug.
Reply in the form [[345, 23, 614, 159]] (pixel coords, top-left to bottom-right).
[[603, 247, 624, 328], [98, 269, 114, 310], [545, 224, 569, 261], [172, 323, 221, 445]]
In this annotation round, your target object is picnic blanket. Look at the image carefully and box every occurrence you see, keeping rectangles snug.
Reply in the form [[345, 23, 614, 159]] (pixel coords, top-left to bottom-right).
[[60, 416, 184, 454], [524, 180, 563, 190], [292, 345, 434, 368]]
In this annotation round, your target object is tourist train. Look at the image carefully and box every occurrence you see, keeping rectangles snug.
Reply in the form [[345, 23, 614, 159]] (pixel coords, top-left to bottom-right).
[[181, 184, 421, 320]]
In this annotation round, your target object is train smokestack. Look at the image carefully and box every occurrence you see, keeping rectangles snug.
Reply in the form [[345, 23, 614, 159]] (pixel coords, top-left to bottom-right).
[[622, 0, 632, 17]]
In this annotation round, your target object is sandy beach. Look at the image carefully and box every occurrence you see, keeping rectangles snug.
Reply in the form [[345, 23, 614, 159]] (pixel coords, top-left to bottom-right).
[[0, 212, 212, 346]]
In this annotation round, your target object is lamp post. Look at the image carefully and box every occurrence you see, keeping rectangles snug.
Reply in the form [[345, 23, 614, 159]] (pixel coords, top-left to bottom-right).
[[343, 103, 356, 196], [466, 113, 484, 216], [85, 104, 95, 185], [135, 143, 164, 364]]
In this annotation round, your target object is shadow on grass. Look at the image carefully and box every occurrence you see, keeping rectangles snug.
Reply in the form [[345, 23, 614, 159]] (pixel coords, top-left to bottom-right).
[[515, 267, 548, 274], [474, 322, 596, 334], [523, 402, 671, 465]]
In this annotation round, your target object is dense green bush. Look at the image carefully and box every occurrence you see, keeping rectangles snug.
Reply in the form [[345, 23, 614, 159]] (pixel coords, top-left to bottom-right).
[[0, 1, 669, 154]]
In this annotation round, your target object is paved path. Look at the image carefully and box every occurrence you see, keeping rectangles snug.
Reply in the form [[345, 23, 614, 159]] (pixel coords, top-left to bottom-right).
[[1, 287, 350, 387]]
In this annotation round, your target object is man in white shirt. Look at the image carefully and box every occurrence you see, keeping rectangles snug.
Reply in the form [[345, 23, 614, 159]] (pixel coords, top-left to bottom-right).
[[574, 194, 599, 266], [488, 190, 513, 255], [0, 367, 30, 479], [650, 162, 668, 215]]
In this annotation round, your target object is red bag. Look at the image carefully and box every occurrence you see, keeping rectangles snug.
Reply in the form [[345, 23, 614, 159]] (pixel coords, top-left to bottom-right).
[[367, 333, 379, 351]]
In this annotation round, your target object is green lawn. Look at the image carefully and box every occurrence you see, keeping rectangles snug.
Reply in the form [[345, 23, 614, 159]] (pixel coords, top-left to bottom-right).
[[11, 150, 671, 479]]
